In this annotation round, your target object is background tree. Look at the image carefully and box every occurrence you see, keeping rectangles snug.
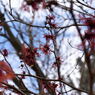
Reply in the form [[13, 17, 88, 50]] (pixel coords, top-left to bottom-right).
[[0, 0, 95, 95]]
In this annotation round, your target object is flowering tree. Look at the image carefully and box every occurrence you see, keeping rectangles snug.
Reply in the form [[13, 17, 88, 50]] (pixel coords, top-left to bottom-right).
[[0, 0, 95, 95]]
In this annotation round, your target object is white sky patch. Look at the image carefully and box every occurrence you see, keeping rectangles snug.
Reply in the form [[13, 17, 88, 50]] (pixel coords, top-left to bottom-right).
[[2, 0, 23, 9], [59, 25, 83, 88]]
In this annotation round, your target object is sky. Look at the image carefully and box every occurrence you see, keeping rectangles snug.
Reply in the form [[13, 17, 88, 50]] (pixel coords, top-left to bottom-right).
[[0, 0, 88, 94]]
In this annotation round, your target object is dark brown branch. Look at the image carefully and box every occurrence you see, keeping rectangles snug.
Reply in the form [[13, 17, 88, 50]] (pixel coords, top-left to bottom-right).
[[16, 73, 95, 95]]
